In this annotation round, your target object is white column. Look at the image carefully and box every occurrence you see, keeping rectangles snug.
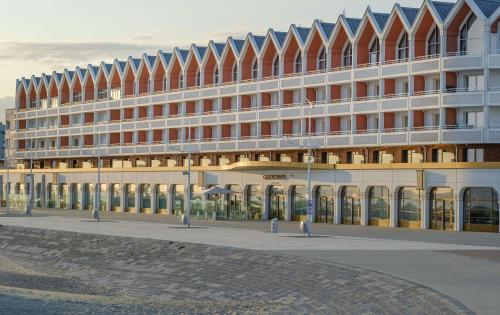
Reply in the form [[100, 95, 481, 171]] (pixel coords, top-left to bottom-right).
[[455, 191, 463, 232], [262, 185, 269, 220], [135, 185, 141, 214], [360, 191, 368, 226], [285, 186, 291, 221], [390, 193, 398, 228], [335, 188, 342, 224]]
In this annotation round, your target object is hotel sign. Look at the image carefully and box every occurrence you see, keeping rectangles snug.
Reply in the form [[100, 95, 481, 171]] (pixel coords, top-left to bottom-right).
[[263, 175, 287, 180]]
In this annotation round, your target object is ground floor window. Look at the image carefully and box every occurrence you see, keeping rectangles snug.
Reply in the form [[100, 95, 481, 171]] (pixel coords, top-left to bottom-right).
[[156, 184, 167, 214], [125, 184, 136, 212], [226, 185, 242, 220], [398, 187, 421, 228], [35, 183, 42, 207], [46, 183, 56, 208], [98, 184, 108, 211], [463, 187, 499, 233], [83, 183, 94, 210], [291, 185, 307, 222], [111, 184, 121, 211], [246, 185, 262, 220], [140, 184, 151, 213], [430, 187, 454, 231], [71, 184, 81, 209], [268, 185, 285, 220], [173, 184, 184, 216], [341, 186, 361, 225], [191, 185, 203, 218], [368, 186, 390, 227], [59, 184, 68, 209]]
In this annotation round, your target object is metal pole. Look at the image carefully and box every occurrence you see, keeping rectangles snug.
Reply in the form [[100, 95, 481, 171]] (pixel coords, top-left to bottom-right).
[[5, 138, 9, 214], [93, 133, 101, 221], [305, 99, 314, 237], [186, 124, 192, 228]]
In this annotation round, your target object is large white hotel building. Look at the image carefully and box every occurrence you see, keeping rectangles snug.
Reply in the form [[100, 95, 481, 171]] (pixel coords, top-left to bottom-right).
[[6, 0, 500, 232]]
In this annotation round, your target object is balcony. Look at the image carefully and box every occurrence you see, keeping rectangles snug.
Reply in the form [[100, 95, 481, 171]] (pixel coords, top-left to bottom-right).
[[440, 125, 483, 144], [327, 66, 352, 84], [353, 63, 379, 81], [380, 128, 408, 145], [411, 55, 440, 74], [442, 52, 484, 71], [352, 96, 379, 113], [410, 91, 440, 109], [381, 59, 409, 77], [409, 126, 439, 144], [442, 89, 483, 107], [380, 94, 408, 112]]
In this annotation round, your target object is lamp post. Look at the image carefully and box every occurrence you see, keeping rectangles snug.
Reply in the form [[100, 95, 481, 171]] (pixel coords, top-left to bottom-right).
[[304, 98, 314, 237], [92, 132, 101, 221], [25, 139, 33, 217], [5, 138, 10, 214], [168, 123, 196, 228]]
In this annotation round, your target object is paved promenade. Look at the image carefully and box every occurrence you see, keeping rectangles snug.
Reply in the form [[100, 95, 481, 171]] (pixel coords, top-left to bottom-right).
[[1, 208, 500, 314]]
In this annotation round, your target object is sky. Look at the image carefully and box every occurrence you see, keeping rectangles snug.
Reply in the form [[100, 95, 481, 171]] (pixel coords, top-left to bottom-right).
[[0, 0, 446, 121]]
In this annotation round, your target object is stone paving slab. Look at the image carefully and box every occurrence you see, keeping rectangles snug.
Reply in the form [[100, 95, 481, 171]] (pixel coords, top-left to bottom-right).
[[0, 225, 473, 314]]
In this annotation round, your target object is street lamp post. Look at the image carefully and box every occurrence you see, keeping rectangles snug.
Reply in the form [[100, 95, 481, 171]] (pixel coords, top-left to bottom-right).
[[93, 133, 101, 221], [25, 140, 33, 217], [304, 98, 315, 237], [5, 138, 10, 214]]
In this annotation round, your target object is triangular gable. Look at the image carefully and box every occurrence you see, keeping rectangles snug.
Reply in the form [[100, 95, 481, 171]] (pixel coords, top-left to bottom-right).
[[305, 20, 333, 50], [411, 0, 447, 34], [201, 41, 221, 68], [444, 0, 488, 27], [382, 4, 416, 38]]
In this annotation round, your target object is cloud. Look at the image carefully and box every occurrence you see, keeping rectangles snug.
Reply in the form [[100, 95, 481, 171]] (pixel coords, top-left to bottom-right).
[[0, 96, 15, 122], [0, 41, 175, 70]]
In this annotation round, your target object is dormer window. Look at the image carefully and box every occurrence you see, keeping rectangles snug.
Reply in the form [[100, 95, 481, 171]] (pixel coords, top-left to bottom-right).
[[178, 74, 184, 89], [317, 47, 326, 70], [397, 32, 408, 61], [342, 43, 352, 67], [294, 51, 302, 73], [232, 63, 238, 82], [460, 14, 477, 55], [272, 55, 280, 77], [427, 26, 440, 56], [251, 58, 258, 80], [369, 38, 380, 65], [196, 70, 201, 87], [213, 67, 219, 84]]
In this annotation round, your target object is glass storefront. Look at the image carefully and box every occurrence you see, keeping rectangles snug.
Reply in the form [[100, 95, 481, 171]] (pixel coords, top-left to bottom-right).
[[156, 184, 168, 214], [268, 186, 285, 220], [140, 184, 151, 213], [463, 187, 499, 233], [430, 187, 454, 231], [246, 185, 262, 220], [98, 184, 108, 211], [398, 187, 421, 228], [46, 183, 56, 208], [111, 184, 121, 211], [125, 184, 136, 212], [173, 184, 184, 216], [71, 184, 81, 209], [83, 183, 94, 210], [226, 185, 242, 220], [368, 186, 390, 227], [191, 185, 203, 218], [341, 186, 361, 225], [59, 184, 68, 209], [315, 186, 334, 223], [291, 185, 307, 222], [35, 183, 42, 207]]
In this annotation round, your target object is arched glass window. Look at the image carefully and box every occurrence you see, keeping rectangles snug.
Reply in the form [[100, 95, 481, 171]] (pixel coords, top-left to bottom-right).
[[251, 58, 258, 80], [272, 55, 280, 77], [342, 43, 352, 67], [398, 187, 421, 228], [111, 184, 121, 211], [213, 67, 219, 84], [268, 185, 285, 220], [430, 187, 454, 231], [427, 26, 441, 56], [232, 63, 238, 82], [246, 185, 262, 220], [294, 51, 302, 73], [195, 70, 201, 87], [341, 186, 361, 225], [291, 185, 308, 221], [368, 186, 390, 226], [125, 184, 136, 212], [463, 187, 499, 233], [460, 14, 477, 55], [173, 184, 184, 216], [178, 74, 184, 89], [369, 38, 380, 65], [317, 47, 326, 70], [140, 184, 151, 213], [397, 32, 408, 61]]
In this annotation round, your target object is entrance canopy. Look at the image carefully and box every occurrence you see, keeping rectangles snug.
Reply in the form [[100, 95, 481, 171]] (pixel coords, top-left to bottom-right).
[[200, 186, 233, 195]]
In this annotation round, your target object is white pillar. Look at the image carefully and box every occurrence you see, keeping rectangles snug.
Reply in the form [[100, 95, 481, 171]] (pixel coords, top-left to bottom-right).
[[390, 193, 398, 228], [421, 191, 429, 229], [361, 191, 369, 226], [335, 188, 342, 224]]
